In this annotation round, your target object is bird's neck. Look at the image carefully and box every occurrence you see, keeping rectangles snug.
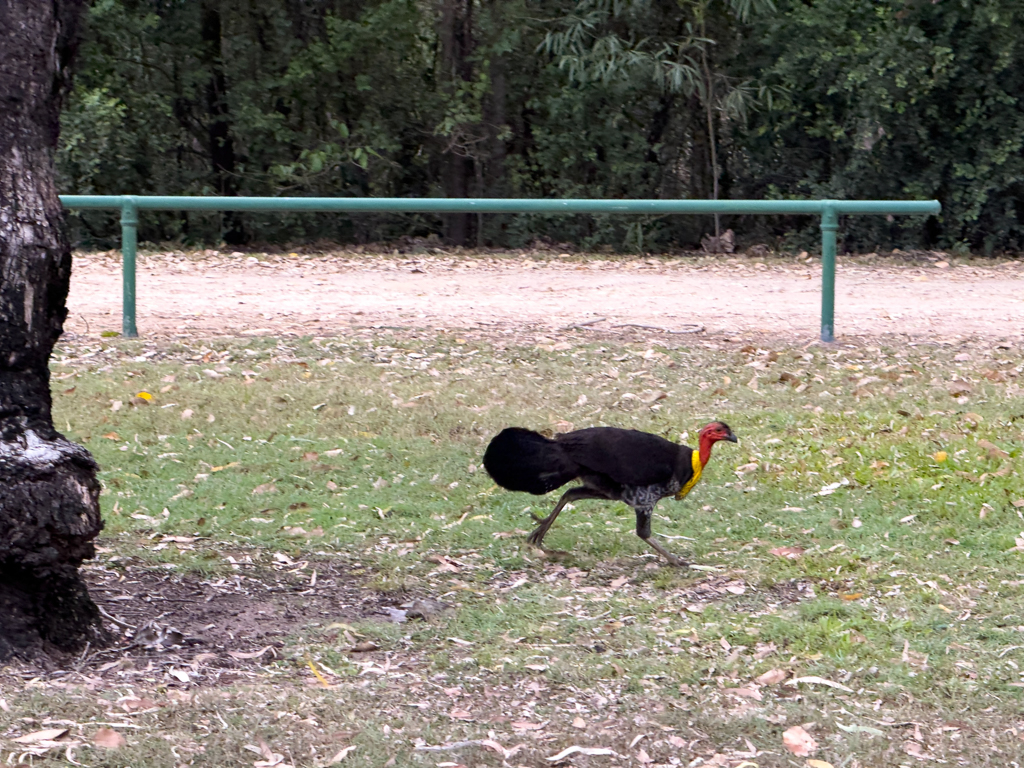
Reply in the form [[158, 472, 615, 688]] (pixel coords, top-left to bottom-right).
[[697, 434, 716, 467]]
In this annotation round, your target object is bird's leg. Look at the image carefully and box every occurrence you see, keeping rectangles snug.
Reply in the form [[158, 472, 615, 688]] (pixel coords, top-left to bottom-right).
[[635, 505, 688, 567], [527, 487, 607, 547]]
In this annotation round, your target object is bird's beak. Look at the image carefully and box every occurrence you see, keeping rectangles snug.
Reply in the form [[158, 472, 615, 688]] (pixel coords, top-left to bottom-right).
[[725, 434, 738, 443]]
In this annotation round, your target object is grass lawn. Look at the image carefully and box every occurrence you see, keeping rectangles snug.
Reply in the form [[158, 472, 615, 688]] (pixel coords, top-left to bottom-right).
[[2, 324, 1023, 767]]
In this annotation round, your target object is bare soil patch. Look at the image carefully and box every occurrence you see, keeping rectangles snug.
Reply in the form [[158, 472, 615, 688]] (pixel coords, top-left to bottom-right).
[[85, 557, 369, 648], [57, 551, 405, 684], [66, 250, 1024, 343]]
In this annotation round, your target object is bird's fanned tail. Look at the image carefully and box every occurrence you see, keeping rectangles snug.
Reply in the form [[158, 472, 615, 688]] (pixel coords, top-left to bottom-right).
[[483, 427, 579, 495]]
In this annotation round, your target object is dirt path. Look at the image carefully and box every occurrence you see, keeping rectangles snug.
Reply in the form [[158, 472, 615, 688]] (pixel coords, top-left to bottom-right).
[[65, 251, 1024, 342]]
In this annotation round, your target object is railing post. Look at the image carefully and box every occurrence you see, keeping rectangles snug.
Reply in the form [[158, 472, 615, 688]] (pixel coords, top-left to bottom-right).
[[819, 202, 838, 343], [120, 196, 138, 338]]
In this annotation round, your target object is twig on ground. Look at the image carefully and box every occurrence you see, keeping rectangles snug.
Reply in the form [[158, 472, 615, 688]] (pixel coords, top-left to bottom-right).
[[97, 605, 135, 630], [560, 317, 607, 330], [414, 739, 519, 759], [611, 323, 704, 334], [414, 740, 492, 752]]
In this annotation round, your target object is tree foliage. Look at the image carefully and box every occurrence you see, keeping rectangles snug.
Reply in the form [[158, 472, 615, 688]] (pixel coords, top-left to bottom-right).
[[59, 0, 1024, 252]]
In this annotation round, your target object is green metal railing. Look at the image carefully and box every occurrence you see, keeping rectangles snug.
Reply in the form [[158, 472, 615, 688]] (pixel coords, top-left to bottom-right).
[[59, 195, 941, 341]]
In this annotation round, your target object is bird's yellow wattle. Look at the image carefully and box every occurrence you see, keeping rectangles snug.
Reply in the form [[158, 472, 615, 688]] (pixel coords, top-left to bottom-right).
[[674, 450, 703, 500]]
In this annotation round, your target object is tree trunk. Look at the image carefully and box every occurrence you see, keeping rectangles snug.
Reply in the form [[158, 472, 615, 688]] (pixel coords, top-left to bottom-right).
[[437, 0, 474, 245], [201, 1, 245, 245], [0, 0, 107, 660], [481, 25, 507, 246], [700, 42, 721, 240]]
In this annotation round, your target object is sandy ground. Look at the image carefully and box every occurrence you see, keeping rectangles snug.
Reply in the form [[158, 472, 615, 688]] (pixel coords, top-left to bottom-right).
[[64, 250, 1024, 343]]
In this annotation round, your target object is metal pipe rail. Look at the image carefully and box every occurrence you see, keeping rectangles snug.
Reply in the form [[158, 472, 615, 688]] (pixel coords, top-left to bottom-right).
[[59, 195, 941, 340]]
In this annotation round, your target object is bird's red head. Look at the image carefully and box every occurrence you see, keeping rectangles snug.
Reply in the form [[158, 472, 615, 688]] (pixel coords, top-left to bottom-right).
[[697, 421, 738, 465]]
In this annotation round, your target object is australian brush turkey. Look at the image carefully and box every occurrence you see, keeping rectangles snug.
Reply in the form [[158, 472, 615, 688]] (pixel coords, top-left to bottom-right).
[[483, 421, 737, 565]]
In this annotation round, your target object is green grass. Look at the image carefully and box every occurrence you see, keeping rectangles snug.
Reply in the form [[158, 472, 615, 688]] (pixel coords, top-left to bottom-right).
[[2, 328, 1023, 766]]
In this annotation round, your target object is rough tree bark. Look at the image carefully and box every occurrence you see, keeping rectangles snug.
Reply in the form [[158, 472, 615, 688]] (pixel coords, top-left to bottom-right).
[[201, 0, 244, 245], [0, 0, 107, 659], [437, 0, 474, 246]]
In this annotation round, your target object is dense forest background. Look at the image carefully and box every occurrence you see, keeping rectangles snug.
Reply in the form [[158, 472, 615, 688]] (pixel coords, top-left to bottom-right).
[[59, 0, 1024, 254]]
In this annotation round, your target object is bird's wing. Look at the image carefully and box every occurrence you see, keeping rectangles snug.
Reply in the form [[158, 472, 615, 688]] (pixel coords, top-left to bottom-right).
[[555, 427, 682, 487]]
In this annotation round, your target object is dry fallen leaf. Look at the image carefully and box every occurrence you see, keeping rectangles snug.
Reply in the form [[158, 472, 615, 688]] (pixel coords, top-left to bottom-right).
[[901, 640, 929, 669], [93, 728, 126, 749], [836, 722, 884, 736], [512, 721, 545, 731], [572, 716, 587, 729], [227, 645, 274, 660], [120, 697, 160, 711], [782, 726, 818, 756], [806, 760, 835, 768], [977, 439, 1009, 459], [947, 381, 972, 397], [785, 675, 854, 692], [328, 746, 357, 763], [725, 687, 762, 701], [903, 741, 930, 760], [449, 708, 473, 720], [755, 668, 787, 686], [13, 729, 69, 744], [769, 546, 805, 559]]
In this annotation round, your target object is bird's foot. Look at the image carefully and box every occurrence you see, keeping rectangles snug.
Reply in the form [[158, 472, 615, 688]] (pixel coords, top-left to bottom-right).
[[526, 528, 547, 547], [641, 536, 689, 567]]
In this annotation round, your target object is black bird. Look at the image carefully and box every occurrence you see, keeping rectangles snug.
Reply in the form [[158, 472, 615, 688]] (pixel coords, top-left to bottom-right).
[[483, 421, 737, 565]]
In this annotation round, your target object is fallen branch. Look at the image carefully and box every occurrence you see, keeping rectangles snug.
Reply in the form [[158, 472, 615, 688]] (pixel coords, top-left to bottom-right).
[[414, 739, 522, 760], [560, 317, 607, 330], [97, 605, 134, 631], [414, 740, 494, 752], [611, 323, 704, 334], [546, 746, 623, 761]]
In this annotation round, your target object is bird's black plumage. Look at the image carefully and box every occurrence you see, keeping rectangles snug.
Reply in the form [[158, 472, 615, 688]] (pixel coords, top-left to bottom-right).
[[554, 427, 692, 488], [483, 421, 737, 565], [482, 427, 579, 495]]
